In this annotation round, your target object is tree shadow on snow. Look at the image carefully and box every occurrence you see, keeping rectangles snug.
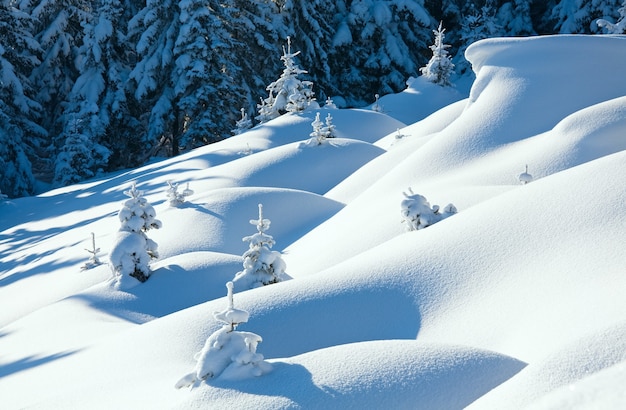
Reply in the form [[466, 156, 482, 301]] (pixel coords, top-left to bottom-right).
[[0, 350, 79, 378], [209, 362, 339, 407]]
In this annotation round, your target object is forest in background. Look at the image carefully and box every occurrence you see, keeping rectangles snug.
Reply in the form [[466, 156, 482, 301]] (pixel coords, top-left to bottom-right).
[[1, 0, 624, 198]]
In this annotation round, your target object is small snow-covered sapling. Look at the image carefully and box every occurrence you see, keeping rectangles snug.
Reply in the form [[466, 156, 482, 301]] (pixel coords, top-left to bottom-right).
[[174, 281, 271, 388], [81, 232, 102, 271], [166, 180, 193, 207], [372, 93, 383, 112], [400, 187, 457, 231], [232, 204, 287, 289], [518, 165, 533, 185]]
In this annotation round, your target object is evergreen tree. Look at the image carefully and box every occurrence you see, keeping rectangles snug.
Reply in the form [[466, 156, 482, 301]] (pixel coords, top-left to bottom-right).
[[256, 37, 315, 122], [173, 0, 244, 150], [455, 2, 503, 74], [0, 1, 44, 196], [332, 0, 434, 106], [421, 21, 455, 86], [175, 281, 271, 388], [127, 0, 179, 156], [232, 108, 253, 135], [307, 112, 337, 145], [28, 0, 92, 163], [233, 204, 287, 289], [109, 182, 162, 285], [279, 0, 339, 101], [54, 0, 131, 186]]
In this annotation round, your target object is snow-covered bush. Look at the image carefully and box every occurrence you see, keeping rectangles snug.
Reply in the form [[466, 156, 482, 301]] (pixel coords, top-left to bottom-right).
[[401, 188, 457, 231], [306, 112, 337, 146], [420, 22, 455, 87], [232, 108, 253, 135], [109, 183, 162, 285], [81, 232, 102, 271], [233, 204, 287, 289], [175, 282, 271, 388], [518, 165, 533, 185], [166, 180, 193, 207], [256, 37, 316, 123]]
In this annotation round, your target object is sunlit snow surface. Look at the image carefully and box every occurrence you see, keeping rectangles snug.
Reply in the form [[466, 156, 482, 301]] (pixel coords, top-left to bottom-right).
[[1, 35, 625, 409]]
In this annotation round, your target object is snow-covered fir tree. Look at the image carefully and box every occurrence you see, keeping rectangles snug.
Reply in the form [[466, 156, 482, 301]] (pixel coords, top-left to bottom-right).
[[331, 0, 433, 106], [307, 112, 336, 145], [27, 0, 92, 162], [53, 116, 111, 186], [420, 22, 455, 87], [455, 2, 503, 74], [233, 204, 287, 290], [172, 0, 244, 150], [278, 0, 337, 101], [165, 180, 193, 207], [127, 0, 179, 157], [256, 37, 316, 123], [0, 1, 44, 197], [175, 281, 271, 387], [232, 108, 253, 135], [597, 0, 626, 33], [401, 188, 457, 231], [109, 182, 162, 285]]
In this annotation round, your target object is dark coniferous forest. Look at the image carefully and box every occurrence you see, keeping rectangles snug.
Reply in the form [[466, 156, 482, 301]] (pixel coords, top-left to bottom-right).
[[0, 0, 623, 198]]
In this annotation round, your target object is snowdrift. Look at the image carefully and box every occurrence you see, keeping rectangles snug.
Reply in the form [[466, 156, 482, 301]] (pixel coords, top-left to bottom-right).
[[1, 35, 626, 408]]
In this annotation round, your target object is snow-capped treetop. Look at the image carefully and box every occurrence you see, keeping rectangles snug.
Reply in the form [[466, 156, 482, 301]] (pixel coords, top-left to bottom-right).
[[420, 22, 455, 87], [213, 282, 250, 331]]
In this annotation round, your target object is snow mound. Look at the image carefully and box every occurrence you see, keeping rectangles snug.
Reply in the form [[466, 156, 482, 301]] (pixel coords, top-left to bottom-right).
[[176, 341, 525, 409], [153, 187, 343, 258]]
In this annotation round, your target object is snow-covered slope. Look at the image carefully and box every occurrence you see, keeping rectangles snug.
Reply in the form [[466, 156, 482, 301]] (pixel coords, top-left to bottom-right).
[[1, 35, 625, 409]]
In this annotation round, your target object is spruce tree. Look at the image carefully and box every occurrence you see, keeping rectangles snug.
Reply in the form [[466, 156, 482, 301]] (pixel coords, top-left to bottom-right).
[[109, 182, 162, 285], [421, 22, 455, 87], [331, 0, 433, 106], [0, 2, 43, 196], [233, 204, 287, 289], [256, 37, 315, 122]]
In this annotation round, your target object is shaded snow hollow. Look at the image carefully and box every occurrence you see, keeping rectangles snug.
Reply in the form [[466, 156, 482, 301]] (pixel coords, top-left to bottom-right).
[[1, 35, 625, 409]]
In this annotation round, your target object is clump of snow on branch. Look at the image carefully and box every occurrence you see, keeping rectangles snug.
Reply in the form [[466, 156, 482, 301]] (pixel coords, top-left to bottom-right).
[[306, 112, 336, 146], [81, 232, 102, 271], [518, 165, 533, 185], [401, 188, 457, 231], [256, 37, 316, 123], [420, 22, 455, 87], [175, 281, 271, 388], [596, 1, 626, 33], [109, 183, 162, 286], [166, 180, 193, 207], [232, 108, 252, 135], [233, 204, 287, 290]]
